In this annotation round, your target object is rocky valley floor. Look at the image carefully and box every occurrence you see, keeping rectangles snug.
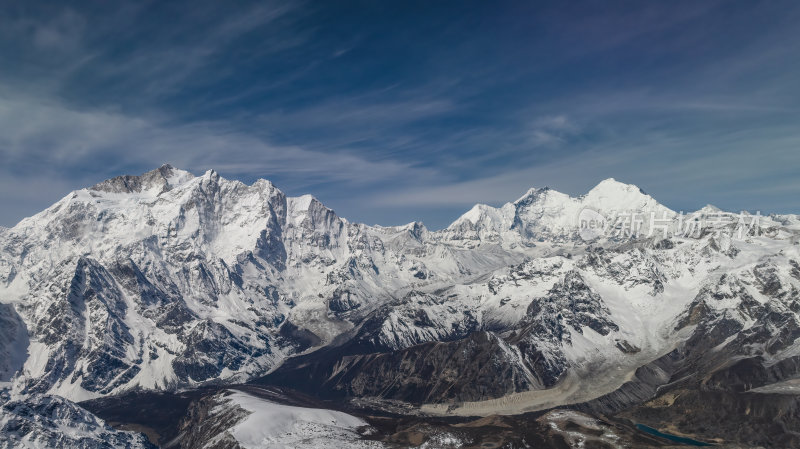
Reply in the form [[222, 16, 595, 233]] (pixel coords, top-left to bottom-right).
[[78, 382, 776, 448]]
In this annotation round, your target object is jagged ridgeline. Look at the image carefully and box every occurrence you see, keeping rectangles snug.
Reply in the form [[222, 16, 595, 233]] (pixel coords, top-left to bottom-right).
[[2, 165, 800, 447]]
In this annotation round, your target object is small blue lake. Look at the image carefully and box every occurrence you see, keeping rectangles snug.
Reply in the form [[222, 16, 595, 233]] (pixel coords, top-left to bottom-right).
[[636, 424, 713, 446]]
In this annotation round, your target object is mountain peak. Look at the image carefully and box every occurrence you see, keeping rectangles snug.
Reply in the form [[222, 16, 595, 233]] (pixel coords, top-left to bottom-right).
[[581, 178, 672, 215], [286, 194, 340, 230], [698, 204, 722, 213], [289, 194, 323, 212], [202, 168, 220, 180], [89, 165, 194, 195], [514, 186, 553, 205], [583, 178, 648, 203], [587, 178, 645, 196], [456, 203, 505, 226]]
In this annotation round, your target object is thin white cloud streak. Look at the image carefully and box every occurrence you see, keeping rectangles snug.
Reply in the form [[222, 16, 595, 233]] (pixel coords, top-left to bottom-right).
[[256, 97, 455, 131], [92, 3, 306, 99], [0, 1, 305, 102], [526, 114, 580, 147], [30, 9, 86, 52], [0, 94, 424, 180], [0, 93, 442, 225], [368, 150, 628, 208], [368, 122, 800, 215]]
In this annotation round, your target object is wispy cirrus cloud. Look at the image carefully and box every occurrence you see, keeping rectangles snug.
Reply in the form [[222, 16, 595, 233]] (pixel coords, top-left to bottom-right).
[[527, 115, 580, 147], [0, 92, 436, 184], [1, 0, 800, 229]]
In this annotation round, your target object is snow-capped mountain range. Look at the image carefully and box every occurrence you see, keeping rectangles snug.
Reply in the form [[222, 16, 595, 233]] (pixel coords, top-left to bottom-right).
[[2, 164, 800, 446]]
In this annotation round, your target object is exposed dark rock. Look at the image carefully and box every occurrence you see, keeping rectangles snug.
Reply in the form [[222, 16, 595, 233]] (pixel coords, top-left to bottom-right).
[[0, 303, 28, 382], [172, 320, 263, 383], [179, 392, 247, 449], [261, 330, 551, 404], [90, 164, 177, 195], [1, 393, 155, 449], [525, 270, 619, 341]]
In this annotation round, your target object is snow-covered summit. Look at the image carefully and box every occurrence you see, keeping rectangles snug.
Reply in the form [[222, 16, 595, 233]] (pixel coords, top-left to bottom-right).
[[444, 177, 674, 245], [89, 164, 194, 196], [580, 178, 669, 214]]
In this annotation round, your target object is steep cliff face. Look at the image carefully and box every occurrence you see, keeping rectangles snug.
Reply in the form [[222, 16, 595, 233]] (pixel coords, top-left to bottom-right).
[[0, 303, 27, 383]]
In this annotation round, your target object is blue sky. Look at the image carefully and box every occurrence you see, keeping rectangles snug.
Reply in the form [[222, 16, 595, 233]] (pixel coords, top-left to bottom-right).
[[1, 0, 799, 229]]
